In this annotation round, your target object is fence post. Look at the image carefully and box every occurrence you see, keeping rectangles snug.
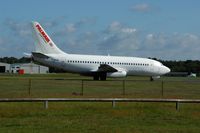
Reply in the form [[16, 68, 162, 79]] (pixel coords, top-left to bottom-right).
[[112, 100, 116, 108], [81, 80, 84, 95], [44, 100, 48, 109], [161, 81, 164, 97], [28, 79, 31, 96], [176, 101, 179, 111], [122, 80, 125, 95]]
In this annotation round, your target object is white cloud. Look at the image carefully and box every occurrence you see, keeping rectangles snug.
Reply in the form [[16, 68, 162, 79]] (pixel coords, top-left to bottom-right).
[[107, 21, 122, 33], [145, 33, 166, 46], [139, 33, 200, 59], [146, 34, 153, 39], [110, 21, 121, 28], [43, 21, 58, 28], [1, 19, 200, 60], [0, 20, 34, 57], [76, 18, 97, 26], [5, 19, 32, 38], [106, 21, 137, 34], [131, 3, 152, 13], [98, 22, 140, 55], [122, 28, 137, 33], [66, 23, 76, 33]]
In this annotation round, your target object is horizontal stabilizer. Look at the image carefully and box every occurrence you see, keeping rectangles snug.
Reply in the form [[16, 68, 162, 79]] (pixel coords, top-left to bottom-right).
[[32, 52, 50, 59], [23, 52, 32, 58]]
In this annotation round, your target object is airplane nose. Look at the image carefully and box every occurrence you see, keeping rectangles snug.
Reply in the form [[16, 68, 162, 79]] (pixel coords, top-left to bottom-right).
[[159, 66, 170, 75], [164, 66, 171, 74]]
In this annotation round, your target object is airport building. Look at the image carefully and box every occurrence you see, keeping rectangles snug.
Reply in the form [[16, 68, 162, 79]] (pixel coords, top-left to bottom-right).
[[0, 62, 10, 73], [10, 63, 49, 74]]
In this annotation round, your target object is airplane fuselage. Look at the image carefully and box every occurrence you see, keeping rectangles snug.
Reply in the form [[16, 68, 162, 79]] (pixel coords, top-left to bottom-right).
[[34, 53, 170, 77]]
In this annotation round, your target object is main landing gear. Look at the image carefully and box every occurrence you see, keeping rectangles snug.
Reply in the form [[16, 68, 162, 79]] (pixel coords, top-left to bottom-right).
[[150, 76, 154, 81], [93, 73, 107, 81]]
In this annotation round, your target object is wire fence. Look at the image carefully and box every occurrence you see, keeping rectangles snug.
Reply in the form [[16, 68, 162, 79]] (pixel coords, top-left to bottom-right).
[[0, 78, 200, 98]]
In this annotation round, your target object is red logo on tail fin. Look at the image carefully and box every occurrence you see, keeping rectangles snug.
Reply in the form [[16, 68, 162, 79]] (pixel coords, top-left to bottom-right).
[[36, 24, 50, 43]]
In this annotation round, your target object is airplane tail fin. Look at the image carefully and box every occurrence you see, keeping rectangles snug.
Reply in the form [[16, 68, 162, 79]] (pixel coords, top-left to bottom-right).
[[32, 21, 65, 54]]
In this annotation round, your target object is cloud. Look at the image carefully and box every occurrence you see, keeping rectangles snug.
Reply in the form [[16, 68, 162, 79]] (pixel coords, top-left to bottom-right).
[[48, 17, 98, 40], [1, 18, 200, 60], [137, 33, 200, 59], [66, 23, 76, 33], [0, 38, 7, 52], [130, 3, 152, 13], [5, 20, 32, 37], [40, 16, 68, 28], [52, 21, 137, 55], [0, 19, 34, 57], [75, 18, 97, 27], [105, 21, 137, 34], [97, 21, 139, 55], [43, 21, 58, 28]]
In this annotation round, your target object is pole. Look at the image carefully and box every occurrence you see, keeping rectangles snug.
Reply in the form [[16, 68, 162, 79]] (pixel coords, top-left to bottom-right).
[[176, 101, 179, 111], [122, 80, 125, 95], [161, 81, 164, 97], [44, 100, 48, 109], [112, 100, 116, 108], [81, 80, 84, 95], [28, 79, 31, 96]]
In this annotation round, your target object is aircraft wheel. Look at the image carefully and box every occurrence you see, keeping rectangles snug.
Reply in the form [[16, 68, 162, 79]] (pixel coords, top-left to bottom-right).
[[93, 75, 99, 80], [100, 73, 107, 81], [150, 76, 154, 81]]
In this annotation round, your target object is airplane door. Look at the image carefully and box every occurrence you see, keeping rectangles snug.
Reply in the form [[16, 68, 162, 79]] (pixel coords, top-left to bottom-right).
[[150, 64, 154, 71]]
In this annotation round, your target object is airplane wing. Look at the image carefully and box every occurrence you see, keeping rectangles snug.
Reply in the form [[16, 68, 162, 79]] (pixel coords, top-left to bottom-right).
[[87, 64, 127, 78], [97, 64, 118, 72], [32, 52, 50, 59]]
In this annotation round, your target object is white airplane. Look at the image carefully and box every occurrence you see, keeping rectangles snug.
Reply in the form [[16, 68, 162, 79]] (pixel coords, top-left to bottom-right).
[[31, 21, 170, 80]]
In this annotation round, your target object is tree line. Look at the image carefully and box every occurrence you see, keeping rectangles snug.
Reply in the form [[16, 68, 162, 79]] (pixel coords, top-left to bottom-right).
[[1, 57, 200, 74], [0, 57, 30, 64], [150, 58, 200, 74]]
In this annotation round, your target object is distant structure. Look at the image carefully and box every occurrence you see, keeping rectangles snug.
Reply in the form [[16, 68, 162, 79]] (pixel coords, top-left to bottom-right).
[[166, 72, 189, 77], [10, 63, 49, 74], [0, 62, 10, 73], [188, 73, 197, 77]]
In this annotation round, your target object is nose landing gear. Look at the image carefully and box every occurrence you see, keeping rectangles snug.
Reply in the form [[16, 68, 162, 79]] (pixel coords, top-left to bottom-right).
[[93, 73, 107, 81], [150, 76, 160, 81]]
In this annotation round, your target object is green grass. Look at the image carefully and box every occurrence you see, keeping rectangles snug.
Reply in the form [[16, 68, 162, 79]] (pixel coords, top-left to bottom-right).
[[0, 73, 200, 98], [0, 102, 200, 133], [0, 74, 200, 132]]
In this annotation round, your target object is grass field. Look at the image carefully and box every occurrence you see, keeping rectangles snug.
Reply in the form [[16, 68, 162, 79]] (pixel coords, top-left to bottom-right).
[[0, 73, 200, 133]]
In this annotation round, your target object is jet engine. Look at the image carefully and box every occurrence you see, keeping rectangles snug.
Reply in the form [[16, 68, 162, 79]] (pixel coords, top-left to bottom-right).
[[107, 71, 127, 78]]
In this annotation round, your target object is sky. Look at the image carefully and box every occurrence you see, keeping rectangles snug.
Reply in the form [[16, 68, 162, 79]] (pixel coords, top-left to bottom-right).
[[0, 0, 200, 60]]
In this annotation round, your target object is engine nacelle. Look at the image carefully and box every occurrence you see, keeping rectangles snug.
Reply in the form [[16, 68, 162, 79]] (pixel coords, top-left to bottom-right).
[[107, 71, 127, 78], [152, 76, 160, 79]]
